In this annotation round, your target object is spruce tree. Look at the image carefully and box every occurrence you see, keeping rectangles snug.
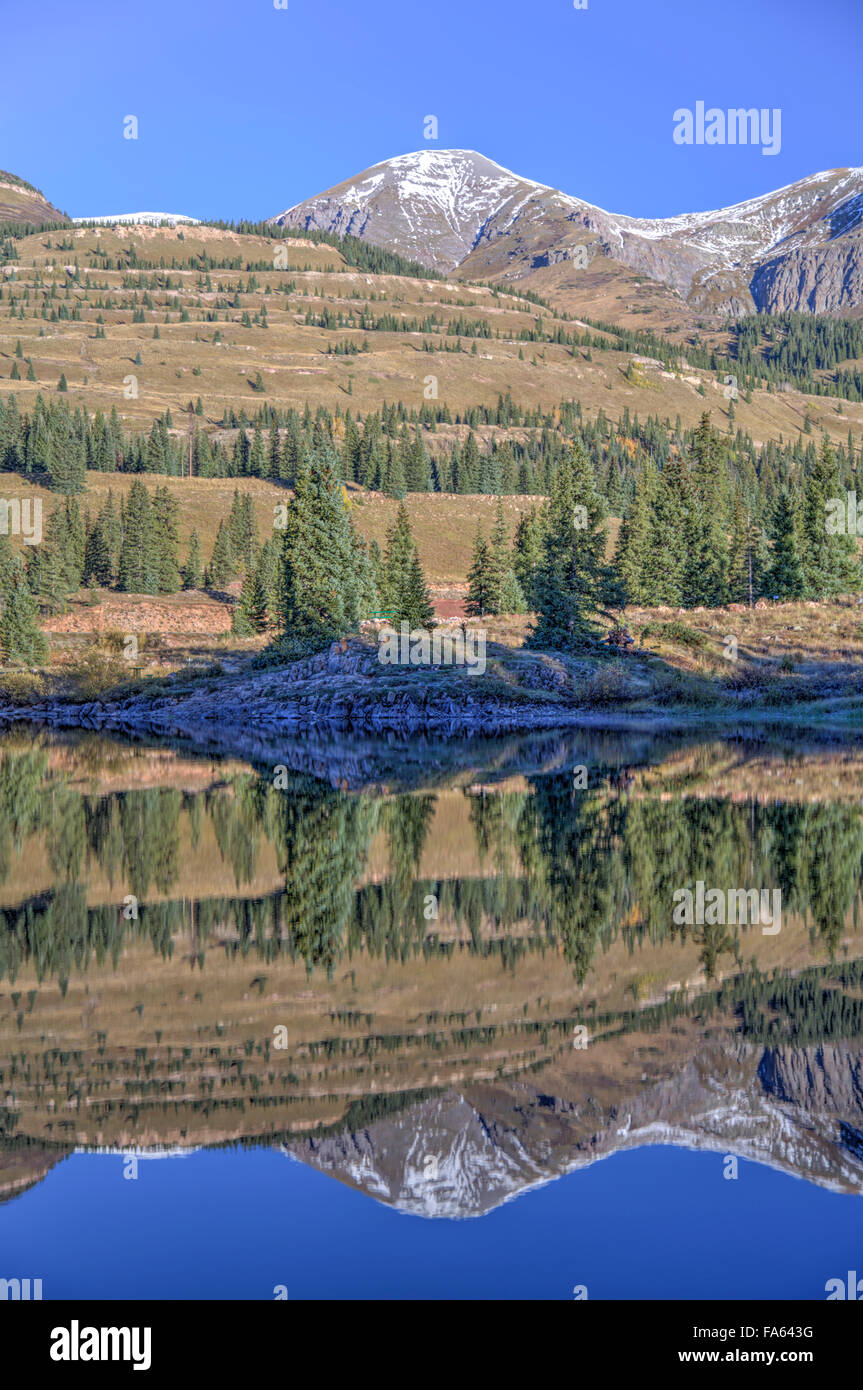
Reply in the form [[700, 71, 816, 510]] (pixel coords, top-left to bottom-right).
[[402, 548, 435, 628], [803, 436, 860, 596], [152, 486, 180, 593], [206, 521, 235, 590], [513, 506, 543, 611], [118, 480, 158, 593], [182, 530, 202, 590], [498, 568, 527, 614], [615, 461, 655, 606], [768, 488, 805, 599], [529, 444, 607, 652], [278, 447, 369, 651], [646, 453, 688, 605], [381, 502, 416, 613], [487, 497, 510, 614], [233, 563, 270, 635], [268, 427, 282, 481], [466, 524, 495, 617], [0, 555, 48, 664], [683, 413, 729, 607]]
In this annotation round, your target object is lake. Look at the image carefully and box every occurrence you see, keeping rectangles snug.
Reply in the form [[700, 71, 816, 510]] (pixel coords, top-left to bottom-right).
[[1, 726, 862, 1300]]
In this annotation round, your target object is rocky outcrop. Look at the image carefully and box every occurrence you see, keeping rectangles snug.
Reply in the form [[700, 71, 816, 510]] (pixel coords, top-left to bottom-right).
[[751, 240, 863, 314]]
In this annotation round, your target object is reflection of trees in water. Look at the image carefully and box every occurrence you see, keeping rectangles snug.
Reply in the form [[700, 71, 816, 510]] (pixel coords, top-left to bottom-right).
[[514, 777, 625, 984], [265, 776, 380, 977], [2, 747, 863, 984]]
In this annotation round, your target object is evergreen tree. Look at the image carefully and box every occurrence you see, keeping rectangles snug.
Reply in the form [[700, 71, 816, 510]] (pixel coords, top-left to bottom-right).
[[228, 490, 258, 570], [645, 453, 688, 605], [268, 427, 282, 481], [118, 480, 158, 593], [487, 497, 510, 614], [513, 506, 543, 611], [683, 413, 729, 607], [206, 521, 235, 590], [84, 492, 121, 587], [498, 568, 527, 614], [803, 436, 860, 595], [152, 486, 181, 593], [529, 444, 607, 651], [0, 557, 47, 664], [233, 563, 270, 635], [402, 548, 434, 628], [182, 530, 202, 590], [767, 488, 805, 598], [615, 461, 655, 606], [277, 447, 369, 650], [466, 524, 494, 617]]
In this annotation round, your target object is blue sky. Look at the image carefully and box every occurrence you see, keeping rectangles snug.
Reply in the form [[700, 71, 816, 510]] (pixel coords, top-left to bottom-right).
[[2, 0, 860, 223]]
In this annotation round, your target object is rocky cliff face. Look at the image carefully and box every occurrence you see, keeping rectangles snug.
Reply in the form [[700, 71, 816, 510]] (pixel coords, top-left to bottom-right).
[[0, 169, 67, 226], [273, 151, 863, 316]]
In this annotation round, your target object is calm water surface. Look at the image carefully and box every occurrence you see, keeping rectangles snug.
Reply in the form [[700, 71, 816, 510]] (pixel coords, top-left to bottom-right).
[[1, 727, 862, 1299]]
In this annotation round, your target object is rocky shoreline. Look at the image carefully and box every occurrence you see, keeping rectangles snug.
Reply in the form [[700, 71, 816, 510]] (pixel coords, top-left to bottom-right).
[[1, 637, 860, 764]]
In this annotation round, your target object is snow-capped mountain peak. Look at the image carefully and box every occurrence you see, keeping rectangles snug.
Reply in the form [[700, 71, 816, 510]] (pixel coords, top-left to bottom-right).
[[271, 149, 863, 314]]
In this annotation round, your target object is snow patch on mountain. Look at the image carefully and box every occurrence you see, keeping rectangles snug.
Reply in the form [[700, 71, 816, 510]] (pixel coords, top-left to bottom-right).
[[73, 212, 200, 226]]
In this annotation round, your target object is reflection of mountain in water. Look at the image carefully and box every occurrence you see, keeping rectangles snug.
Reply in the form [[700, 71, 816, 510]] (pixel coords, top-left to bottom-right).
[[286, 1042, 863, 1219], [4, 730, 863, 1212]]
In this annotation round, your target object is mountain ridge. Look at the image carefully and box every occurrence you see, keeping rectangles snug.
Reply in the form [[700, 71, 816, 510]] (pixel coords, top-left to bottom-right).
[[272, 149, 863, 316]]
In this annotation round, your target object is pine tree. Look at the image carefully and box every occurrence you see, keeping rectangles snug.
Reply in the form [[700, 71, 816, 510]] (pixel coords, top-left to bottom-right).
[[182, 530, 202, 590], [727, 489, 763, 605], [498, 568, 527, 614], [645, 453, 688, 605], [683, 413, 729, 607], [206, 521, 235, 590], [84, 491, 121, 587], [152, 486, 181, 593], [767, 488, 805, 599], [228, 490, 258, 570], [402, 548, 434, 628], [249, 425, 266, 477], [466, 524, 495, 617], [255, 536, 282, 625], [233, 563, 270, 635], [118, 480, 158, 593], [487, 497, 510, 614], [529, 444, 607, 651], [513, 506, 543, 611], [0, 552, 48, 664], [268, 427, 282, 481], [803, 436, 860, 596], [277, 447, 369, 651], [384, 443, 406, 498], [381, 502, 415, 613], [615, 461, 655, 606]]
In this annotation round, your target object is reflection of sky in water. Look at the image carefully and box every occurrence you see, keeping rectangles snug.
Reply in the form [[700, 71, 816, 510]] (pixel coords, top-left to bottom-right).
[[3, 1146, 860, 1300]]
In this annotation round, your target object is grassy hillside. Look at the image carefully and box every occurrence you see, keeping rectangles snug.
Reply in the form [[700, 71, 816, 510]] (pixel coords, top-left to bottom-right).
[[0, 223, 860, 449]]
